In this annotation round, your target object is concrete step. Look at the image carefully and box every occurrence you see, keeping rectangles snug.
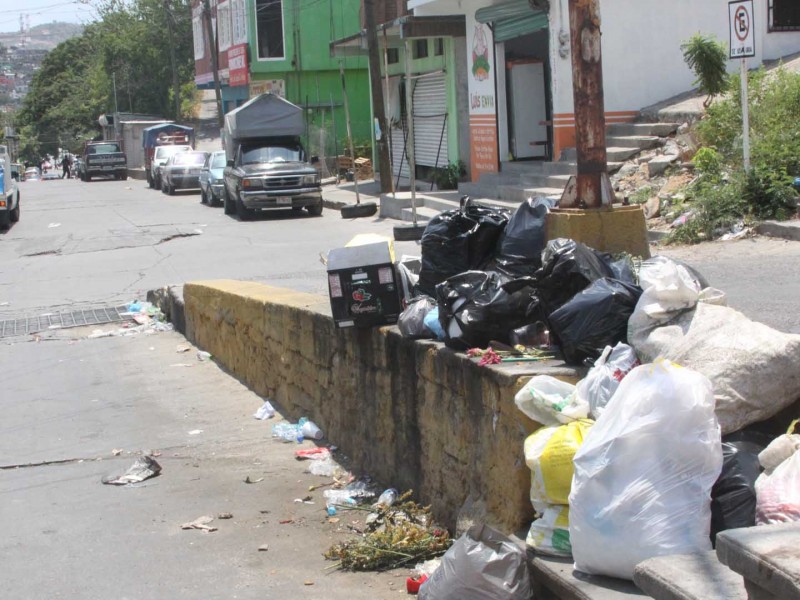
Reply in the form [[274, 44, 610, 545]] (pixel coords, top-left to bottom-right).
[[530, 554, 646, 600], [634, 552, 746, 600], [607, 122, 680, 137], [399, 205, 439, 223], [606, 135, 662, 151], [716, 522, 800, 600]]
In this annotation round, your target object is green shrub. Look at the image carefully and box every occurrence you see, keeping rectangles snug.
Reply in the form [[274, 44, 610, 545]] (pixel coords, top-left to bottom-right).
[[691, 146, 723, 178], [681, 34, 729, 107], [432, 161, 466, 190]]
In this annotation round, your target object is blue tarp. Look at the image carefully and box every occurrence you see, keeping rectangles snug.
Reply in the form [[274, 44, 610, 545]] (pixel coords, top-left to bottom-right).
[[141, 123, 195, 149]]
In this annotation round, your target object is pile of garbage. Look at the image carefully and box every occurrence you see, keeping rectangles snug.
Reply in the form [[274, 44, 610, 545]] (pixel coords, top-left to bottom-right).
[[393, 196, 800, 585], [510, 259, 800, 580], [396, 196, 642, 364]]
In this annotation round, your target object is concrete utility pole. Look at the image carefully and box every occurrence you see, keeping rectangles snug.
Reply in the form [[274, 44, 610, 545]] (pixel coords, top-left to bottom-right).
[[559, 0, 612, 209], [202, 0, 225, 128], [363, 0, 392, 193]]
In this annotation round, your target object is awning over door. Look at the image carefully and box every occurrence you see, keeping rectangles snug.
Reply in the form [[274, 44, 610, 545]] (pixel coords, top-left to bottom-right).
[[476, 0, 548, 42]]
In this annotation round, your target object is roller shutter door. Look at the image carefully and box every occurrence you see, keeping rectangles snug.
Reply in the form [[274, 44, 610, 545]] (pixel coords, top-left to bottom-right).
[[412, 73, 449, 168]]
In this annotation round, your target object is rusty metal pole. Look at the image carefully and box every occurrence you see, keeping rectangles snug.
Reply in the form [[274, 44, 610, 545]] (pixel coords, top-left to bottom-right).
[[560, 0, 612, 209]]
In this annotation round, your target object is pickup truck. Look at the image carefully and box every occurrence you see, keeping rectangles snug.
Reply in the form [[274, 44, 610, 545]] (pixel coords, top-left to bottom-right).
[[80, 140, 128, 181], [0, 145, 21, 229], [222, 136, 322, 220], [221, 93, 322, 221]]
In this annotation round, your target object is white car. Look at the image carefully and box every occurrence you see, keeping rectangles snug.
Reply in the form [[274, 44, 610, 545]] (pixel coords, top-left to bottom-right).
[[150, 145, 192, 190]]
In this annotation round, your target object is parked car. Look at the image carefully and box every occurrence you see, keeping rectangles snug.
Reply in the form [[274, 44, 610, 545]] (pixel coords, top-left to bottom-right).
[[24, 167, 41, 181], [80, 140, 127, 181], [161, 151, 209, 195], [42, 171, 61, 181], [151, 144, 192, 190], [199, 150, 226, 207]]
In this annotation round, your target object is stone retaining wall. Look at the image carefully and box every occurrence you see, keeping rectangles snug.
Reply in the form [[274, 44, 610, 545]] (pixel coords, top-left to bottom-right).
[[182, 280, 582, 532]]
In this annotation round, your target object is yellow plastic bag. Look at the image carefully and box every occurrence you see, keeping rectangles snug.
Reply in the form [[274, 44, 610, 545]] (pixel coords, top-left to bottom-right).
[[526, 503, 572, 557], [525, 419, 592, 505]]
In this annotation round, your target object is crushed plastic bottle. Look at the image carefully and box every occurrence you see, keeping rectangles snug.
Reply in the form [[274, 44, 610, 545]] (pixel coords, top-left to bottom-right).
[[323, 489, 359, 514], [374, 488, 398, 508], [272, 422, 302, 442]]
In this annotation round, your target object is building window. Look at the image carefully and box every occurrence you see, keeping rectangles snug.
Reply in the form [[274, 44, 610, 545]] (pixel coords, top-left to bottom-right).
[[387, 47, 399, 64], [218, 1, 231, 51], [193, 11, 205, 60], [769, 0, 800, 31], [413, 39, 428, 59], [433, 38, 444, 56], [256, 0, 285, 59], [232, 0, 247, 45]]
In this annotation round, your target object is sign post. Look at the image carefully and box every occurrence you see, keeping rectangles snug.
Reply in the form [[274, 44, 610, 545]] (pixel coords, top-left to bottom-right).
[[729, 0, 755, 171]]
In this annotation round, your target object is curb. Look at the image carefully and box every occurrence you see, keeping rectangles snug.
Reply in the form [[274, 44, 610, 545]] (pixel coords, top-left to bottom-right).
[[756, 221, 800, 242]]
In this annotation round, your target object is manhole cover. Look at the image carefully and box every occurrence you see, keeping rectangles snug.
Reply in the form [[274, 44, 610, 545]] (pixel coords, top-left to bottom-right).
[[0, 305, 132, 338]]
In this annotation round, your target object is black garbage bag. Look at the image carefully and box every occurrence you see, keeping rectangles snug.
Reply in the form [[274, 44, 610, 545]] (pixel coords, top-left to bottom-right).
[[435, 271, 543, 350], [397, 295, 436, 339], [487, 199, 548, 278], [534, 239, 620, 315], [710, 431, 771, 545], [417, 197, 511, 296], [548, 277, 642, 365]]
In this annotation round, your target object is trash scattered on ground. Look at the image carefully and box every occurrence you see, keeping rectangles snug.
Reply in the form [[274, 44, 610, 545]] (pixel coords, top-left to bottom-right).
[[187, 429, 203, 435], [418, 524, 531, 600], [406, 574, 428, 594], [176, 344, 191, 353], [254, 400, 276, 420], [244, 476, 264, 484], [258, 544, 269, 552], [102, 456, 162, 486], [111, 448, 124, 456], [272, 417, 320, 442], [48, 222, 61, 228], [169, 363, 193, 368], [217, 512, 233, 519], [300, 420, 323, 440], [295, 447, 331, 460], [324, 491, 452, 571], [196, 351, 211, 361], [181, 515, 218, 532]]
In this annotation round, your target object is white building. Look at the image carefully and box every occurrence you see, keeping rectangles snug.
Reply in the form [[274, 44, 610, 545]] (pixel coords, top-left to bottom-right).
[[409, 0, 800, 172]]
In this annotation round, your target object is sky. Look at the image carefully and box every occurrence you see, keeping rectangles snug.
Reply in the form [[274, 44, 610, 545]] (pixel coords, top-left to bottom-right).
[[0, 0, 97, 34]]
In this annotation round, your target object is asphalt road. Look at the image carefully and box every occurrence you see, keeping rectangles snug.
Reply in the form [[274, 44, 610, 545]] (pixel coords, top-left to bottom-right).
[[0, 177, 421, 319]]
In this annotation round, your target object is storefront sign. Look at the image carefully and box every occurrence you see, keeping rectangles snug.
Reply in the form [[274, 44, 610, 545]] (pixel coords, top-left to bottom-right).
[[249, 79, 285, 98], [227, 44, 249, 86], [466, 13, 498, 181]]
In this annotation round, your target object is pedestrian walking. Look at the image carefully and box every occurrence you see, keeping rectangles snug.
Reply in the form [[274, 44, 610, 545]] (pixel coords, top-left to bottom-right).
[[61, 154, 72, 179]]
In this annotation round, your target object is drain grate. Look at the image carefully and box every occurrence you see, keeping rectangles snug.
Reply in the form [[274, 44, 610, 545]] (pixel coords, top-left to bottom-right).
[[0, 305, 132, 338]]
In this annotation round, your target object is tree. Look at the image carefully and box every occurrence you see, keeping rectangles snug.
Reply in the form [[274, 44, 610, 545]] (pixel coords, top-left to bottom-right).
[[682, 34, 729, 108]]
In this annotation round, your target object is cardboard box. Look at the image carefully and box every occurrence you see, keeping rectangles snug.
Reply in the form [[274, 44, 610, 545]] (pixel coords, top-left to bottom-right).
[[327, 238, 402, 328]]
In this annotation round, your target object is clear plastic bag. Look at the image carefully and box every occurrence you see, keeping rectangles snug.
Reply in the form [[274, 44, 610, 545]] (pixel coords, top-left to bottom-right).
[[575, 342, 640, 420], [515, 375, 587, 427], [569, 360, 722, 580]]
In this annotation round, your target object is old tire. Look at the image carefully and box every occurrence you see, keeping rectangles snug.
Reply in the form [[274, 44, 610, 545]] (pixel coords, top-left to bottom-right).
[[341, 202, 377, 219], [223, 190, 235, 215], [10, 194, 20, 223], [306, 202, 323, 217], [393, 223, 427, 241], [236, 195, 252, 221]]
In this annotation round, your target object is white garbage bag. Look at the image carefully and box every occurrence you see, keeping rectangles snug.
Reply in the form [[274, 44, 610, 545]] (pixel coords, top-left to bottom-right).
[[569, 360, 723, 580], [514, 375, 587, 426], [756, 449, 800, 525]]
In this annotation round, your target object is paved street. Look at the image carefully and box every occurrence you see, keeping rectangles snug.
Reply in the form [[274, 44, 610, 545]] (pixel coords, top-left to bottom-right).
[[0, 177, 419, 319], [2, 177, 800, 597]]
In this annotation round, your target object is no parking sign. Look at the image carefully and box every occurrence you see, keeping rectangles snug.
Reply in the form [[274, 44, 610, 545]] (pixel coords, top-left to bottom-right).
[[729, 0, 756, 59]]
